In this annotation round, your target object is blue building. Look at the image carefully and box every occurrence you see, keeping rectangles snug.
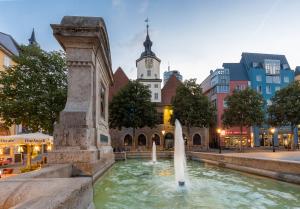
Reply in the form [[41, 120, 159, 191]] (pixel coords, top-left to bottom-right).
[[163, 68, 183, 85], [225, 52, 297, 148]]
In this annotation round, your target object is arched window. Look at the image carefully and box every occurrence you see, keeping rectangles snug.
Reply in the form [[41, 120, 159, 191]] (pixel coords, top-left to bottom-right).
[[152, 134, 160, 145], [138, 134, 146, 146], [193, 134, 201, 145], [124, 134, 132, 146]]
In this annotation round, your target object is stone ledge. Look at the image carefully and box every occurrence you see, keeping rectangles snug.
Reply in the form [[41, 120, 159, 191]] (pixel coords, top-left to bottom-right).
[[0, 177, 93, 209], [190, 152, 300, 185]]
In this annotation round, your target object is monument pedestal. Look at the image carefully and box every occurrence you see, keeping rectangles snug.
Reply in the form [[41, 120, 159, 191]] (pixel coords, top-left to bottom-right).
[[48, 16, 115, 176]]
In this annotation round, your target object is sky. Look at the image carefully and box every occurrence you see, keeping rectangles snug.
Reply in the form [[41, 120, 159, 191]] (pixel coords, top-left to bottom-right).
[[1, 0, 300, 83]]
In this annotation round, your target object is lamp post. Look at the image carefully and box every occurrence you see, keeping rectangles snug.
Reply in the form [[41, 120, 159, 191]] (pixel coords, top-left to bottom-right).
[[217, 128, 222, 154], [270, 127, 276, 152]]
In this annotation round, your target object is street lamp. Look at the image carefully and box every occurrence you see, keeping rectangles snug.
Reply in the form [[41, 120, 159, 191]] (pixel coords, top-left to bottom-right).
[[270, 127, 276, 152], [217, 128, 222, 154]]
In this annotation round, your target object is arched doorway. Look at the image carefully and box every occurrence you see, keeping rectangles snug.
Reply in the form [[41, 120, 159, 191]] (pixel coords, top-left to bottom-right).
[[183, 134, 188, 146], [164, 132, 174, 149], [124, 134, 133, 146], [138, 134, 147, 146], [152, 134, 160, 145], [193, 134, 202, 145]]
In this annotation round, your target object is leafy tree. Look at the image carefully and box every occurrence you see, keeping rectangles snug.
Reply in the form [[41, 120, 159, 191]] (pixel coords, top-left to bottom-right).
[[0, 45, 67, 133], [109, 80, 158, 147], [268, 81, 300, 149], [171, 79, 215, 138], [222, 88, 264, 149]]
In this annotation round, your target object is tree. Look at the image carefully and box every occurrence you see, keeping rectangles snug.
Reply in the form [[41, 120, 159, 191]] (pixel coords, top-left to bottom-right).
[[268, 81, 300, 149], [222, 88, 264, 150], [109, 80, 158, 148], [171, 79, 214, 138], [0, 45, 67, 133]]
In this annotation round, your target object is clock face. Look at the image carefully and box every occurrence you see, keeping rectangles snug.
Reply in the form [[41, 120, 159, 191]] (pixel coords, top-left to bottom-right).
[[145, 58, 153, 69]]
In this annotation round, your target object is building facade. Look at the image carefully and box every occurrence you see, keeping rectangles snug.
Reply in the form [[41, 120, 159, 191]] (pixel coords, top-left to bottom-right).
[[110, 24, 209, 152], [0, 32, 20, 136], [201, 52, 298, 149]]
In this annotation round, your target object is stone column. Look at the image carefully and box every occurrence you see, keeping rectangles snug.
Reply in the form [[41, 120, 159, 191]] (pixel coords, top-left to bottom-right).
[[48, 16, 114, 176]]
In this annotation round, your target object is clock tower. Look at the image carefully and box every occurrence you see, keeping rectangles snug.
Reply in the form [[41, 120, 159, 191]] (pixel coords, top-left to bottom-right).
[[136, 22, 162, 102]]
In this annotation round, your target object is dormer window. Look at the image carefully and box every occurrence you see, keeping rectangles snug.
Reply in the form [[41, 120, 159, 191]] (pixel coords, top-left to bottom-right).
[[141, 74, 144, 78], [147, 70, 151, 77], [155, 74, 157, 78], [264, 59, 280, 75]]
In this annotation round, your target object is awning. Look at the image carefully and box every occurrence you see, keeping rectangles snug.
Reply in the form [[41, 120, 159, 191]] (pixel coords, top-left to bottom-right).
[[0, 133, 53, 145]]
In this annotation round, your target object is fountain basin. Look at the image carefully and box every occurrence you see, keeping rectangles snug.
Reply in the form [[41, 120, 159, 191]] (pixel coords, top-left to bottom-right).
[[94, 159, 300, 209]]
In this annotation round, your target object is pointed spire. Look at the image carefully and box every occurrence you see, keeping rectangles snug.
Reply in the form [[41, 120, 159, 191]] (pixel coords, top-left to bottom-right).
[[28, 28, 37, 46], [140, 18, 156, 58]]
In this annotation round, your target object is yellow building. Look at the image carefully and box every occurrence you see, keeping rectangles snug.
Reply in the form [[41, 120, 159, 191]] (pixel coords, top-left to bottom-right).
[[0, 32, 20, 136]]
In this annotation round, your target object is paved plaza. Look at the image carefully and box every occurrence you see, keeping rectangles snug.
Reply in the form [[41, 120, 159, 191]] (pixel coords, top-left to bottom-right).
[[224, 151, 300, 162]]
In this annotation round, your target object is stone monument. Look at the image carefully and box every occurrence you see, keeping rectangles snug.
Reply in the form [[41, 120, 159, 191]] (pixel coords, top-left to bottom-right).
[[48, 16, 115, 176]]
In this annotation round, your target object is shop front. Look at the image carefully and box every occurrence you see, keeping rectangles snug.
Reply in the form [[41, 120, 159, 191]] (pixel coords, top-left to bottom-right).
[[0, 133, 53, 166], [221, 128, 251, 149]]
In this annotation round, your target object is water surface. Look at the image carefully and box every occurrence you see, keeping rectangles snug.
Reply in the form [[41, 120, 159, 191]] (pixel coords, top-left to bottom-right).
[[94, 159, 300, 209]]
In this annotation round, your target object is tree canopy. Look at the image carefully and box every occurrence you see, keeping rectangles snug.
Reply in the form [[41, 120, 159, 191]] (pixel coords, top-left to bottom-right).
[[222, 88, 265, 129], [268, 81, 300, 130], [171, 79, 214, 134], [109, 80, 158, 132], [0, 44, 67, 133]]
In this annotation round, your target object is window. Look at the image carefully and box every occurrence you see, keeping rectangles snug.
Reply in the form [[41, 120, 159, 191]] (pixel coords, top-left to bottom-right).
[[147, 84, 151, 88], [273, 76, 281, 84], [266, 76, 272, 83], [3, 55, 10, 67], [284, 76, 289, 83], [154, 84, 158, 88], [3, 147, 10, 155], [266, 85, 271, 94], [147, 70, 151, 77], [155, 74, 157, 78], [154, 93, 158, 100], [256, 75, 262, 82], [235, 85, 240, 91], [257, 85, 262, 93], [140, 74, 144, 78], [267, 100, 272, 106], [100, 84, 106, 119], [275, 86, 280, 92], [264, 59, 280, 75]]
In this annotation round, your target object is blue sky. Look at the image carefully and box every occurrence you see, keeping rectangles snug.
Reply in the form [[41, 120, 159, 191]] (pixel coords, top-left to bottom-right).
[[1, 0, 300, 82]]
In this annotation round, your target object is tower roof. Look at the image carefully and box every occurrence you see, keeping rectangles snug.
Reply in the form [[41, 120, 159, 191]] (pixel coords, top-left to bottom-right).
[[28, 28, 38, 45], [136, 20, 160, 63]]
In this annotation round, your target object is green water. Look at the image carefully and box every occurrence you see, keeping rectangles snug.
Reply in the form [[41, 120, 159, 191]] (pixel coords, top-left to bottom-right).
[[94, 159, 300, 209]]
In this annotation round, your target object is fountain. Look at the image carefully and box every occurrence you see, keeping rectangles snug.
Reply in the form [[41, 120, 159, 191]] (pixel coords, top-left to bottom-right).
[[152, 141, 157, 163], [174, 119, 187, 187]]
